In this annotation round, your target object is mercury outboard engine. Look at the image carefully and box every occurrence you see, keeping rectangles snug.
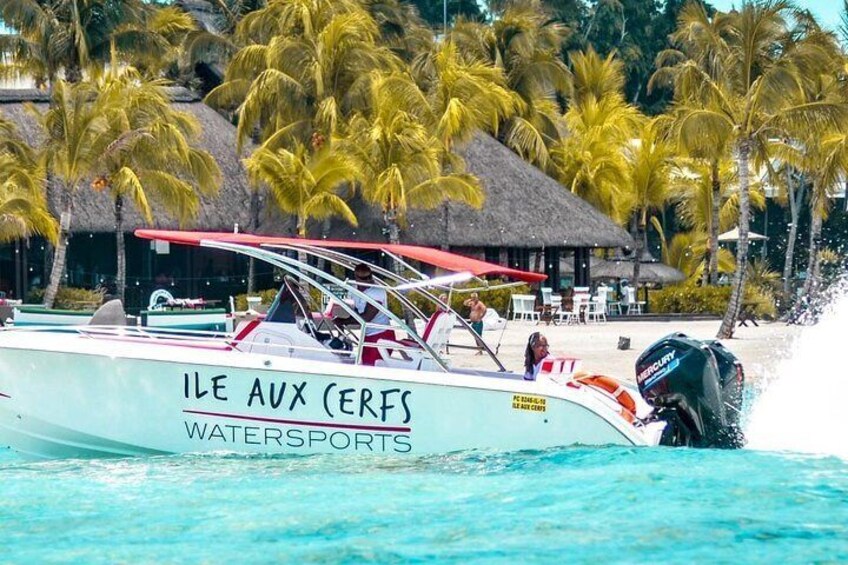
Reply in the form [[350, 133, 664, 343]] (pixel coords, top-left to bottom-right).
[[636, 333, 744, 448]]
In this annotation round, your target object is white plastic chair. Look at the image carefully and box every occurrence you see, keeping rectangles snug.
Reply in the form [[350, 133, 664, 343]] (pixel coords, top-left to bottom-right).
[[589, 287, 609, 323], [511, 294, 539, 321], [481, 308, 506, 331], [625, 287, 645, 314], [551, 295, 562, 310], [557, 298, 580, 325], [587, 297, 607, 323]]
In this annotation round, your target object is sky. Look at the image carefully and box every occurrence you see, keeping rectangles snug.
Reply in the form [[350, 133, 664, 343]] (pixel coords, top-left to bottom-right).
[[710, 0, 844, 31]]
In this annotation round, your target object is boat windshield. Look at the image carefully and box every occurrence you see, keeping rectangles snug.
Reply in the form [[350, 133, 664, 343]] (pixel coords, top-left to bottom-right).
[[266, 276, 315, 325]]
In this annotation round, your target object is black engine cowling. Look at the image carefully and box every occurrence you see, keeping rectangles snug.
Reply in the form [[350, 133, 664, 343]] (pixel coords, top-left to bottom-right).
[[635, 333, 745, 448]]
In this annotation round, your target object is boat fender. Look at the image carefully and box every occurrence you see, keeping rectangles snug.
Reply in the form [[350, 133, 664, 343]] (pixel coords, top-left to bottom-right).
[[573, 373, 637, 423]]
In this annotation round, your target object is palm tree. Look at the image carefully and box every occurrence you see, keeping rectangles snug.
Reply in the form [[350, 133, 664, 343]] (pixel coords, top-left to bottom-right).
[[668, 158, 766, 249], [206, 0, 398, 150], [28, 80, 113, 308], [0, 118, 57, 243], [107, 5, 199, 81], [551, 49, 642, 224], [626, 119, 674, 287], [91, 71, 221, 302], [415, 39, 516, 152], [651, 2, 735, 286], [651, 219, 735, 282], [243, 140, 360, 239], [362, 0, 432, 64], [350, 73, 484, 245], [0, 0, 151, 86], [663, 1, 847, 338], [449, 1, 571, 166], [778, 129, 848, 297], [771, 59, 848, 301]]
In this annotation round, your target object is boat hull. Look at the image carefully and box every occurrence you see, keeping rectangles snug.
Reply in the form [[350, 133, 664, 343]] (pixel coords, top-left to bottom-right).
[[0, 332, 651, 458]]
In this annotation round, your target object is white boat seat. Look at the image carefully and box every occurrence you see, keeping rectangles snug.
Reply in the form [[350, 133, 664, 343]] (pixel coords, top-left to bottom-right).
[[374, 310, 454, 371], [481, 308, 506, 331]]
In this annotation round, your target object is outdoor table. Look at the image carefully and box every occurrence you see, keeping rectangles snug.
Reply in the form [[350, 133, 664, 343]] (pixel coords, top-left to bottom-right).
[[535, 304, 560, 326], [738, 301, 760, 327]]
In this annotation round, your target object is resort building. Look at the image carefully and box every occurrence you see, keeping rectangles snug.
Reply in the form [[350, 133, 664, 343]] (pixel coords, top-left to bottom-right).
[[0, 88, 633, 307]]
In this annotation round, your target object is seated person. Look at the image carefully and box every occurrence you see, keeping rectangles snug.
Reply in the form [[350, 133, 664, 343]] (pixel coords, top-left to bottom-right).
[[523, 332, 550, 381], [336, 263, 396, 366]]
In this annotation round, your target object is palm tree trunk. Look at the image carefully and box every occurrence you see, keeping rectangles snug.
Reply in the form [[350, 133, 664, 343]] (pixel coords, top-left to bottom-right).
[[385, 209, 401, 245], [782, 169, 803, 301], [296, 216, 308, 265], [247, 189, 261, 293], [115, 194, 126, 303], [44, 188, 74, 308], [384, 208, 403, 274], [717, 139, 751, 339], [802, 190, 823, 297], [632, 213, 643, 288], [707, 158, 721, 285], [247, 259, 256, 294]]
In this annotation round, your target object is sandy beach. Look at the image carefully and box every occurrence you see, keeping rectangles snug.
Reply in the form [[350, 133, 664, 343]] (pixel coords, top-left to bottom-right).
[[448, 318, 803, 385]]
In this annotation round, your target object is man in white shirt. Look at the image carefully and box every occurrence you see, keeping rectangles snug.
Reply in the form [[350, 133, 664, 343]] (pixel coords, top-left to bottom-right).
[[345, 263, 396, 365]]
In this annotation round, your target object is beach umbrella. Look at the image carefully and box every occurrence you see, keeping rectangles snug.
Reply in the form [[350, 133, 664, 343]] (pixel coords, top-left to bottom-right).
[[591, 257, 686, 285], [718, 227, 768, 242], [560, 253, 685, 285]]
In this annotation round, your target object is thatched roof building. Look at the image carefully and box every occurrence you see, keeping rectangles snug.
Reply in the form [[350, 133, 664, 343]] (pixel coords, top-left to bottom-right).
[[0, 90, 631, 248], [1, 88, 633, 291]]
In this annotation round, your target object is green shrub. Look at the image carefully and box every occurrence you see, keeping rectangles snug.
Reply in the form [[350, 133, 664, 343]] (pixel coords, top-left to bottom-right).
[[652, 281, 776, 318], [25, 287, 105, 310], [233, 288, 279, 311], [402, 281, 530, 318]]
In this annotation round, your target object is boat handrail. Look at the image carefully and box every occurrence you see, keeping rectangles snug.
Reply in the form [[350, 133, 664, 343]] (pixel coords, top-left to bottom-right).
[[1, 322, 467, 370], [257, 243, 505, 372], [267, 243, 431, 320], [204, 241, 451, 372], [1, 324, 365, 360]]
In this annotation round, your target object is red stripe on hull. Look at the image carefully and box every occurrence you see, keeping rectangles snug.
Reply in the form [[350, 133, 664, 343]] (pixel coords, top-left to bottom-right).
[[183, 408, 411, 433]]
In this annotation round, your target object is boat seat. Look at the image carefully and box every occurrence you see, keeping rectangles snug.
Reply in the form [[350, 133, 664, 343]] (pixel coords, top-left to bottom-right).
[[374, 310, 454, 371]]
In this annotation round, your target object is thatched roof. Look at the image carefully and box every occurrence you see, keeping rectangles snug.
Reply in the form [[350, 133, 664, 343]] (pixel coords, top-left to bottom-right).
[[0, 86, 269, 233], [318, 134, 634, 249], [1, 89, 632, 249]]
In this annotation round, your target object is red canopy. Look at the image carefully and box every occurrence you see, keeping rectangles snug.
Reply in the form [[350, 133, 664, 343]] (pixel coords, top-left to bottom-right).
[[135, 229, 546, 283]]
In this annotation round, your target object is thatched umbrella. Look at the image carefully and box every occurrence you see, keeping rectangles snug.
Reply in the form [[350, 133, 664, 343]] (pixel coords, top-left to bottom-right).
[[561, 254, 684, 285], [592, 258, 686, 284], [718, 227, 768, 242]]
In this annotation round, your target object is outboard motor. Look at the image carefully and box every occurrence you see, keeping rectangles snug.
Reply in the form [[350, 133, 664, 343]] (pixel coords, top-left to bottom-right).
[[636, 333, 744, 448]]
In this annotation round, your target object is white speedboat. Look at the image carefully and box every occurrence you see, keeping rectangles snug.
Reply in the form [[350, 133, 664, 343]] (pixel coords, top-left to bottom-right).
[[0, 231, 745, 459]]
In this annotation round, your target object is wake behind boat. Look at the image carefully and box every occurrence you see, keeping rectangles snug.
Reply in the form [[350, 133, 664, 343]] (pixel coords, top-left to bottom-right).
[[0, 231, 745, 459]]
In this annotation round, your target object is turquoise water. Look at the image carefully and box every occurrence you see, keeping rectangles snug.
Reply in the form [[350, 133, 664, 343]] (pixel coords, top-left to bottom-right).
[[2, 446, 847, 563], [5, 293, 848, 562]]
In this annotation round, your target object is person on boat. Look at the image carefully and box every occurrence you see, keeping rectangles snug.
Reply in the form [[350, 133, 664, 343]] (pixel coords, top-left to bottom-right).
[[337, 263, 395, 365], [463, 292, 487, 337], [523, 332, 550, 381]]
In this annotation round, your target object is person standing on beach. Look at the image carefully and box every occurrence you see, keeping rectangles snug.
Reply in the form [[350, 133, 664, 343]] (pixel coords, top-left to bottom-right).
[[464, 292, 487, 337]]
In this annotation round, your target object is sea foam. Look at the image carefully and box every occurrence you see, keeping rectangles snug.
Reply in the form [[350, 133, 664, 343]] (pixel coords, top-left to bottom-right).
[[745, 281, 848, 459]]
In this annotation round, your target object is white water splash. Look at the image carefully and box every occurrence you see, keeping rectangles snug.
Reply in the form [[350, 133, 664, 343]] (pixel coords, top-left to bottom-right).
[[745, 284, 848, 459]]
